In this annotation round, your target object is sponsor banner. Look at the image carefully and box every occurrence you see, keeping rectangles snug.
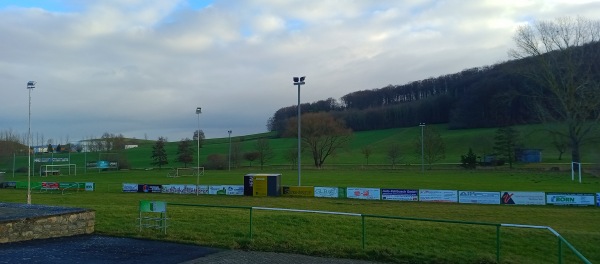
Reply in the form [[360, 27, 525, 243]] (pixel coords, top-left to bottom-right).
[[546, 193, 596, 206], [347, 187, 381, 200], [198, 185, 209, 195], [208, 185, 243, 195], [314, 187, 339, 198], [282, 186, 315, 197], [459, 191, 501, 205], [162, 184, 197, 194], [381, 189, 418, 201], [253, 176, 268, 196], [41, 182, 59, 190], [34, 157, 69, 163], [123, 183, 138, 192], [85, 182, 95, 191], [87, 161, 118, 168], [597, 193, 600, 207], [139, 184, 162, 193], [419, 189, 458, 203], [0, 181, 17, 188], [501, 191, 545, 205]]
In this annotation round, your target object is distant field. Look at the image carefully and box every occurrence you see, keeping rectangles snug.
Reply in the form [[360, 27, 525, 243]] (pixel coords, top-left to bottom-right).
[[1, 168, 599, 263]]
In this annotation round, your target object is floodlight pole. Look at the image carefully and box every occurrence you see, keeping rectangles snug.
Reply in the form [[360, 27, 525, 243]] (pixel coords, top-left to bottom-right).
[[227, 130, 232, 171], [196, 107, 201, 195], [293, 76, 305, 186], [27, 81, 36, 204], [419, 123, 425, 173]]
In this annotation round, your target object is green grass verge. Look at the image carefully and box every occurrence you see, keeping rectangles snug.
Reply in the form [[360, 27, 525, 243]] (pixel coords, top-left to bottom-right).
[[1, 168, 599, 263]]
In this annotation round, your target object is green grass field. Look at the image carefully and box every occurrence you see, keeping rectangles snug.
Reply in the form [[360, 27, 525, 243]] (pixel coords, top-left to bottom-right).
[[1, 168, 598, 263]]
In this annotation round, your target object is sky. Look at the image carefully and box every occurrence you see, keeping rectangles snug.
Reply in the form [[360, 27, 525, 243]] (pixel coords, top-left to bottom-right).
[[1, 0, 599, 144]]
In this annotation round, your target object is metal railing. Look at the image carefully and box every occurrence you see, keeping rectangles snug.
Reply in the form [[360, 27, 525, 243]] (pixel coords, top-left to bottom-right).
[[167, 202, 591, 263]]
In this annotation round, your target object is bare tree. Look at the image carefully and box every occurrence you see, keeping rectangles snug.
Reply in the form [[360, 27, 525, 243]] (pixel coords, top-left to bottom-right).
[[415, 126, 446, 168], [509, 16, 600, 166], [286, 112, 353, 168], [361, 145, 373, 165], [386, 143, 402, 169], [255, 138, 274, 170]]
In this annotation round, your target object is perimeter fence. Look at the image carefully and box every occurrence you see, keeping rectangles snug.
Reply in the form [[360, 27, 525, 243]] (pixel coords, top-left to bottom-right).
[[166, 202, 591, 264]]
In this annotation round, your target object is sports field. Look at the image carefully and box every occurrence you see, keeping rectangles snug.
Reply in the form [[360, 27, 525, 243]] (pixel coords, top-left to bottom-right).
[[1, 168, 598, 263]]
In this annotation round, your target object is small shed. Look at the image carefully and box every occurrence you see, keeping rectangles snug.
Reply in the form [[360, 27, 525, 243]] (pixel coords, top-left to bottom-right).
[[517, 149, 542, 163]]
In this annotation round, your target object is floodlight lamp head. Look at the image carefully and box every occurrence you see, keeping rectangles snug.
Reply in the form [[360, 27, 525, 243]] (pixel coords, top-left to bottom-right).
[[293, 77, 299, 83], [196, 107, 202, 114], [27, 81, 36, 89], [300, 76, 305, 82]]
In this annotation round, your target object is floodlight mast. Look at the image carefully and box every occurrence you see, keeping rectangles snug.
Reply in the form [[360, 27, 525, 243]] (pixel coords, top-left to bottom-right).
[[293, 76, 305, 186], [27, 81, 36, 205], [196, 107, 201, 195], [227, 130, 232, 171], [419, 123, 425, 173]]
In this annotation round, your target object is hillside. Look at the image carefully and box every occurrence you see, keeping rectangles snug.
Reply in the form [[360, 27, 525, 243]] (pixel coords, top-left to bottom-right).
[[4, 123, 599, 172]]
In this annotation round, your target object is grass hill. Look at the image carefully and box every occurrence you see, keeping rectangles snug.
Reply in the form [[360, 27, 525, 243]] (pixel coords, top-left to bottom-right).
[[3, 123, 598, 172]]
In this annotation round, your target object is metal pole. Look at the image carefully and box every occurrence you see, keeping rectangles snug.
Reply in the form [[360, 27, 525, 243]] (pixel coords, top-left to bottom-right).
[[27, 81, 35, 205], [228, 130, 232, 171], [420, 123, 425, 173], [297, 83, 301, 186], [196, 108, 201, 196], [12, 153, 15, 178]]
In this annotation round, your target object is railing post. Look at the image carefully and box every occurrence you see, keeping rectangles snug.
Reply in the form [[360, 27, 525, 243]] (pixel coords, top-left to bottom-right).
[[496, 225, 500, 263], [361, 215, 366, 250], [249, 207, 253, 239], [558, 237, 562, 264]]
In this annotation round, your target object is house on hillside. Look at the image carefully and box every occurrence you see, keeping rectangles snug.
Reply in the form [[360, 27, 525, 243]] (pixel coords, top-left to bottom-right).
[[516, 149, 542, 163]]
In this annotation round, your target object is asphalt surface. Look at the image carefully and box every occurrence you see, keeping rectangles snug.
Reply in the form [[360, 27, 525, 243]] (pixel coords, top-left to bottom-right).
[[0, 235, 381, 264]]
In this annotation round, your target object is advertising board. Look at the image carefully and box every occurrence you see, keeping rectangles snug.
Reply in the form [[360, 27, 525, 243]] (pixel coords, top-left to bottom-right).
[[347, 187, 380, 200], [314, 187, 343, 198], [208, 185, 244, 195], [597, 193, 600, 207], [546, 193, 596, 206], [381, 189, 418, 201], [123, 183, 138, 192], [419, 189, 458, 203], [41, 182, 59, 190], [500, 191, 545, 205], [458, 191, 501, 204], [162, 184, 197, 194], [138, 184, 162, 193], [282, 186, 314, 197]]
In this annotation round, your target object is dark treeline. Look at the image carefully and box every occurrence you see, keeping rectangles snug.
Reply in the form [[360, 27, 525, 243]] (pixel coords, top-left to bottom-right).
[[267, 42, 599, 135]]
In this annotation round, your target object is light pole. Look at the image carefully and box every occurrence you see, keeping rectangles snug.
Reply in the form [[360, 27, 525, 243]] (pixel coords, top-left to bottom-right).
[[227, 130, 232, 171], [419, 123, 425, 173], [293, 76, 305, 186], [27, 81, 36, 204], [195, 107, 201, 195]]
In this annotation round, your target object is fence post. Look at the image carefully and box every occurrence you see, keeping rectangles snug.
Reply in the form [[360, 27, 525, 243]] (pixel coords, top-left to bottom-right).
[[496, 225, 500, 263], [558, 237, 562, 264], [361, 215, 366, 250], [249, 207, 253, 239]]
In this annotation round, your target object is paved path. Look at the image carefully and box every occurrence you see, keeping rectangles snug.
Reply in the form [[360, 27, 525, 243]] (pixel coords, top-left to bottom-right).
[[0, 235, 382, 264]]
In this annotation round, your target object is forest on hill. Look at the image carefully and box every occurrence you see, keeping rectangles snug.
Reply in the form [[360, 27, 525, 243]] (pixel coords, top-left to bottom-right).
[[267, 41, 600, 135]]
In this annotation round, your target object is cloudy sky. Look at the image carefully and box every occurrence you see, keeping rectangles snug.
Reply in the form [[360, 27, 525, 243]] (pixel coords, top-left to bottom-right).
[[1, 0, 598, 143]]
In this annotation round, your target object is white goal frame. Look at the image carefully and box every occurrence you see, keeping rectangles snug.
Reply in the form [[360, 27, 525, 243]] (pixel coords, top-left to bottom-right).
[[168, 167, 204, 177], [40, 164, 77, 177]]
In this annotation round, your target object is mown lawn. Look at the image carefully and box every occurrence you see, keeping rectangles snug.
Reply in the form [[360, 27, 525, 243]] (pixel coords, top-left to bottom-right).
[[1, 168, 599, 263]]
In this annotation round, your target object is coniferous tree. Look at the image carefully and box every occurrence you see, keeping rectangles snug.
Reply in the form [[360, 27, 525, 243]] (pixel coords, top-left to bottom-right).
[[151, 137, 168, 169], [493, 127, 520, 169], [176, 138, 194, 167]]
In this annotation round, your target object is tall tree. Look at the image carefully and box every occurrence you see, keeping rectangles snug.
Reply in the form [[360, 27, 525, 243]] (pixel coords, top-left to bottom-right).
[[493, 126, 521, 169], [361, 145, 373, 165], [243, 152, 260, 167], [286, 112, 353, 168], [193, 130, 205, 148], [414, 126, 446, 168], [386, 143, 402, 169], [284, 146, 299, 169], [255, 138, 274, 170], [176, 138, 194, 167], [509, 16, 600, 168], [230, 140, 243, 168], [151, 137, 169, 169]]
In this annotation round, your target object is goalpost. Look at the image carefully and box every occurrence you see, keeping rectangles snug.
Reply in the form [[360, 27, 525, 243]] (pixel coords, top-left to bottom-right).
[[168, 167, 204, 177], [571, 162, 582, 183], [40, 164, 77, 177]]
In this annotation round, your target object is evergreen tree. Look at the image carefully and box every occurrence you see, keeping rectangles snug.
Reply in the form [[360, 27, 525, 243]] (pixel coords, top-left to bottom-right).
[[460, 148, 477, 169], [493, 126, 520, 169], [176, 138, 194, 167], [151, 137, 169, 169]]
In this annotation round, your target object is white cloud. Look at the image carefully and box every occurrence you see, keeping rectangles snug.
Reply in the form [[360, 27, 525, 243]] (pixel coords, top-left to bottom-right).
[[0, 0, 597, 142]]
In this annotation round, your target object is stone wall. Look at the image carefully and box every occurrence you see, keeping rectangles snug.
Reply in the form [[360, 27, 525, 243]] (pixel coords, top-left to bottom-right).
[[0, 204, 95, 243]]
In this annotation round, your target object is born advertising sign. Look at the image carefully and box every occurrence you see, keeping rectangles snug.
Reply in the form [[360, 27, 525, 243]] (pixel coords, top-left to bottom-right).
[[546, 193, 596, 206]]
